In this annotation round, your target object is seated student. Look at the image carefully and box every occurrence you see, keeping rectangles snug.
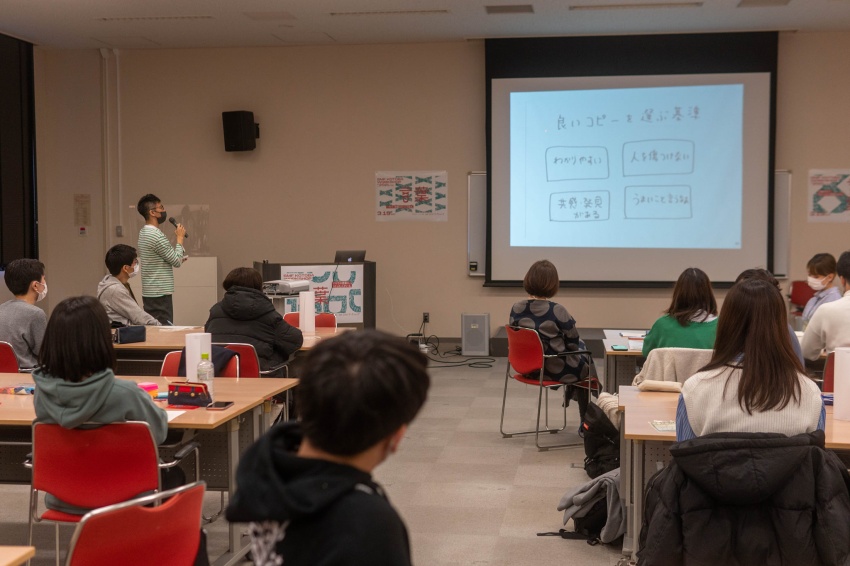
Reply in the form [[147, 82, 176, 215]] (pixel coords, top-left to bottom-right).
[[802, 252, 842, 323], [642, 267, 717, 358], [802, 250, 850, 360], [0, 258, 48, 369], [509, 259, 593, 421], [32, 296, 170, 514], [205, 267, 303, 373], [642, 281, 844, 566], [735, 268, 804, 365], [676, 279, 824, 442], [226, 330, 430, 566], [97, 244, 160, 327]]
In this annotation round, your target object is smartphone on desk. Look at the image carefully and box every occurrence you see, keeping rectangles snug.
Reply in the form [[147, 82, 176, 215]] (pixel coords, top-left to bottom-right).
[[207, 401, 234, 411], [611, 345, 628, 351]]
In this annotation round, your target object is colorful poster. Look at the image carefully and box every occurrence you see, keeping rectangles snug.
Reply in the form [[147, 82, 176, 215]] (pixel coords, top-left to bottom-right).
[[808, 169, 850, 223], [376, 170, 447, 222], [278, 264, 364, 324]]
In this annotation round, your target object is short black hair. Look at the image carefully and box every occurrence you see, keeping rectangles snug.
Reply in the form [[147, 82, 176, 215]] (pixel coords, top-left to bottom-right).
[[4, 258, 45, 296], [105, 244, 137, 276], [137, 194, 161, 219], [39, 296, 116, 383], [837, 251, 850, 280], [223, 267, 263, 291], [296, 330, 430, 456]]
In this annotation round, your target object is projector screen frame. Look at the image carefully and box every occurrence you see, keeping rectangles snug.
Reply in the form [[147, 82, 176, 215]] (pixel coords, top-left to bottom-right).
[[484, 32, 778, 289]]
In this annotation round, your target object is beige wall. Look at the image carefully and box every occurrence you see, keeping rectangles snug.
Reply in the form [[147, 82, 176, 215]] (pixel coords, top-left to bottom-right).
[[32, 32, 850, 337]]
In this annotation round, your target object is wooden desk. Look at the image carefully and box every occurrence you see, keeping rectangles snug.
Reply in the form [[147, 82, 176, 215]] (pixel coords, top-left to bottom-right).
[[0, 373, 297, 566], [114, 326, 349, 375], [0, 546, 35, 566], [618, 386, 849, 559], [602, 329, 646, 393]]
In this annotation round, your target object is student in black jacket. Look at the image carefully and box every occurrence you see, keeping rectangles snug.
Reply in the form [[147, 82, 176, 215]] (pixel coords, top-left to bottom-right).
[[226, 330, 430, 566], [205, 267, 302, 373]]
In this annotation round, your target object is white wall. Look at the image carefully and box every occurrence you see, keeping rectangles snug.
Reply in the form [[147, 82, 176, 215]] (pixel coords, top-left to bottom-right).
[[32, 33, 850, 336]]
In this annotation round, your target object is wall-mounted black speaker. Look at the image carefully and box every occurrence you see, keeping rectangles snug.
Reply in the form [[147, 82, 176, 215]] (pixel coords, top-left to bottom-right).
[[222, 111, 259, 152]]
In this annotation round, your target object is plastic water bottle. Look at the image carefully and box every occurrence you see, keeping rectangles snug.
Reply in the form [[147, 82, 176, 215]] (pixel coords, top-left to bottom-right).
[[197, 353, 214, 402]]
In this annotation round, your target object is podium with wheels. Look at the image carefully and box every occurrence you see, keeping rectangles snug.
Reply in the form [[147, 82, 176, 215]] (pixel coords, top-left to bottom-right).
[[254, 260, 376, 328]]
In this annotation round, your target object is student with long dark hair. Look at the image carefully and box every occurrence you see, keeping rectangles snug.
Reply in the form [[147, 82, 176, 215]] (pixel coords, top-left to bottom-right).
[[642, 267, 717, 358], [33, 296, 169, 513], [675, 279, 824, 441]]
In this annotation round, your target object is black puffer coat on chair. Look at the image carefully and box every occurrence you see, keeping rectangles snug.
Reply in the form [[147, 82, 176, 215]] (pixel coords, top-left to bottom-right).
[[638, 430, 850, 566]]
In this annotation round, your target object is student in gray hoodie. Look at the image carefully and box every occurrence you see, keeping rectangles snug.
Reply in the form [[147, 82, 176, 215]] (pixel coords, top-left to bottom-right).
[[33, 296, 168, 514], [96, 244, 160, 327]]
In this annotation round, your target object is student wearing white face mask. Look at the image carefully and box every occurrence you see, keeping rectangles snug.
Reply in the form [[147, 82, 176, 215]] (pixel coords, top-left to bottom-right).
[[0, 258, 48, 369], [97, 244, 160, 327], [802, 253, 842, 324], [802, 251, 850, 360]]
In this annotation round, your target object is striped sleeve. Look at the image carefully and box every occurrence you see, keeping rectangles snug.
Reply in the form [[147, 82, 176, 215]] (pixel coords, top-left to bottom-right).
[[676, 394, 697, 442], [138, 226, 183, 297]]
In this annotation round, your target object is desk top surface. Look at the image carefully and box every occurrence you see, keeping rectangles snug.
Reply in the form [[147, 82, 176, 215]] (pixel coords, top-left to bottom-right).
[[0, 373, 297, 430], [618, 386, 850, 449], [114, 326, 348, 351], [0, 546, 35, 566], [603, 329, 647, 356]]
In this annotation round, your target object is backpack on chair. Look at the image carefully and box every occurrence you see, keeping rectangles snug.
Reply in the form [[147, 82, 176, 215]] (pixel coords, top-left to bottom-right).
[[581, 401, 620, 479]]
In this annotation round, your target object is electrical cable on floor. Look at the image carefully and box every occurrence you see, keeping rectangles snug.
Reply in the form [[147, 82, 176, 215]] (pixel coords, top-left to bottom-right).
[[419, 334, 496, 368]]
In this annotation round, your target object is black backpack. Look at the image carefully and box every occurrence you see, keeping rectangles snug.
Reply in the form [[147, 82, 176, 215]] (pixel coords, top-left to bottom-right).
[[581, 402, 620, 479]]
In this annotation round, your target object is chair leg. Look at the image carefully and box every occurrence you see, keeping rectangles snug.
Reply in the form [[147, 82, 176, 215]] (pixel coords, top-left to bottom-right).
[[54, 523, 60, 566], [203, 491, 227, 523]]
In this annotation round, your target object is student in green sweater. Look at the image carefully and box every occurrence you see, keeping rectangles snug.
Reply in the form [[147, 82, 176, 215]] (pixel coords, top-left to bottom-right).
[[642, 267, 718, 358]]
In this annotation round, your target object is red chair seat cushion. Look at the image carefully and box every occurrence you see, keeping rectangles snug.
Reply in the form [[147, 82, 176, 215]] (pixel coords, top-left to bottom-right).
[[511, 373, 562, 387]]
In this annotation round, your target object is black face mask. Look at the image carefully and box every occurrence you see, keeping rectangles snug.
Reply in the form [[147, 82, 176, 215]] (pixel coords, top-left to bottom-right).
[[156, 210, 167, 224]]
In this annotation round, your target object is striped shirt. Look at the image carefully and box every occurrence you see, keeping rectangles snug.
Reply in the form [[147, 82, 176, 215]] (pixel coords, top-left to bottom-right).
[[138, 225, 183, 297]]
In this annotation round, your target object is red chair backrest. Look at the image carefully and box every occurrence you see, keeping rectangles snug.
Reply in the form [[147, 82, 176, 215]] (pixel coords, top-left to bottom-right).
[[0, 341, 19, 372], [505, 325, 544, 376], [218, 343, 261, 378], [65, 482, 205, 566], [160, 350, 239, 377], [32, 422, 160, 509], [160, 351, 181, 377], [789, 280, 815, 310], [283, 312, 336, 328], [824, 351, 835, 393]]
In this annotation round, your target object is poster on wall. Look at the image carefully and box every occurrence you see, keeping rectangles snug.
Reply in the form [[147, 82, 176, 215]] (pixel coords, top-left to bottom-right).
[[375, 170, 447, 222], [808, 169, 850, 223], [278, 264, 364, 324]]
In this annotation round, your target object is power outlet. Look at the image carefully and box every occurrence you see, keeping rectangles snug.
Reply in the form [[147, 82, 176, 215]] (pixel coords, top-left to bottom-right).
[[423, 312, 430, 323]]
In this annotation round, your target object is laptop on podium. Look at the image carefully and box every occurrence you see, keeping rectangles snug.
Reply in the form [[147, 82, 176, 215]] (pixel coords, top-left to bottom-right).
[[334, 250, 366, 263]]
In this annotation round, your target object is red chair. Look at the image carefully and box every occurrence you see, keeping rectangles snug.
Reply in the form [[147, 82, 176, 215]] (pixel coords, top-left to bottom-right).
[[64, 482, 207, 566], [159, 351, 239, 377], [26, 421, 198, 566], [500, 325, 591, 451], [824, 351, 835, 393], [283, 312, 337, 328], [788, 280, 816, 318], [0, 341, 20, 372]]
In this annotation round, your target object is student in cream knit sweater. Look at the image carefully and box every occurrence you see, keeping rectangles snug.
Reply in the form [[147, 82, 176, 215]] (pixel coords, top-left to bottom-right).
[[676, 278, 825, 442]]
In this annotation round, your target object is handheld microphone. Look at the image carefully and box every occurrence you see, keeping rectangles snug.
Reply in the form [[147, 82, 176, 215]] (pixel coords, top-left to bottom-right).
[[168, 217, 188, 238]]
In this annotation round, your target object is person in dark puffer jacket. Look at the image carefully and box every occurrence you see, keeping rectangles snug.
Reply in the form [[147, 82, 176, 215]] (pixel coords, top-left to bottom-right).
[[638, 430, 850, 566], [205, 267, 303, 373]]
